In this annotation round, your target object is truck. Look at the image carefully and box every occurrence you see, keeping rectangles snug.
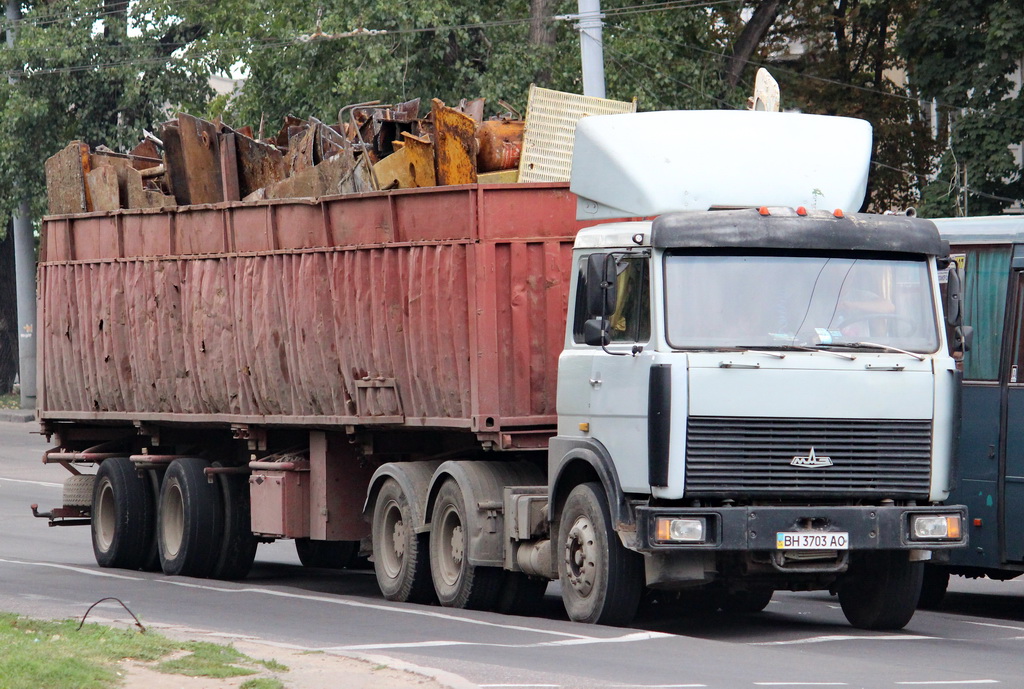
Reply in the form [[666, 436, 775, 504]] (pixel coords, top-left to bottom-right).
[[918, 214, 1024, 605], [33, 109, 967, 630]]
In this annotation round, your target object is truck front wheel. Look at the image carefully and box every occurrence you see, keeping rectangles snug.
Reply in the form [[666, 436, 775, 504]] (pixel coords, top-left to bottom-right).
[[371, 478, 434, 603], [558, 482, 643, 625], [92, 457, 156, 570], [429, 478, 503, 610], [838, 551, 923, 630], [158, 458, 224, 578]]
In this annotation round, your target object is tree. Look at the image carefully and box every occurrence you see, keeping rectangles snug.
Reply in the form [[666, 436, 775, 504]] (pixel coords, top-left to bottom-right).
[[0, 0, 215, 225], [760, 0, 939, 213], [0, 224, 14, 394], [900, 0, 1024, 217]]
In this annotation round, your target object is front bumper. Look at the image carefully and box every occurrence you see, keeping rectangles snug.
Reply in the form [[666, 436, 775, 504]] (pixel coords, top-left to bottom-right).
[[635, 504, 968, 552]]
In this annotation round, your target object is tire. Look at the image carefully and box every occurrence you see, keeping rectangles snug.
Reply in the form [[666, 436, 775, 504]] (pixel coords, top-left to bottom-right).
[[429, 478, 504, 610], [558, 482, 644, 625], [64, 475, 96, 507], [158, 458, 224, 578], [496, 572, 549, 616], [140, 470, 164, 572], [210, 473, 258, 580], [371, 478, 435, 603], [295, 538, 358, 569], [918, 565, 950, 609], [91, 457, 156, 570], [720, 587, 774, 614], [838, 551, 923, 630]]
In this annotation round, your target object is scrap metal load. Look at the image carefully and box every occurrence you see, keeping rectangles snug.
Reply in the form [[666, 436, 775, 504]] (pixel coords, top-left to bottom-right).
[[44, 98, 527, 215], [43, 86, 638, 215]]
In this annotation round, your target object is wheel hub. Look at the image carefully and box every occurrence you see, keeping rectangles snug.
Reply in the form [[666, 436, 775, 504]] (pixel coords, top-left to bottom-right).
[[564, 516, 596, 597], [391, 519, 406, 559]]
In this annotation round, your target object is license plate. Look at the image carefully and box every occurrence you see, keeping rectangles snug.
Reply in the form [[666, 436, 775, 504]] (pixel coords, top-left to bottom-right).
[[776, 532, 849, 550]]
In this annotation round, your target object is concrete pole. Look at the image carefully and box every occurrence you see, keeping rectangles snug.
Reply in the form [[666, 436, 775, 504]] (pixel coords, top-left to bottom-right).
[[577, 0, 606, 98], [6, 1, 36, 409]]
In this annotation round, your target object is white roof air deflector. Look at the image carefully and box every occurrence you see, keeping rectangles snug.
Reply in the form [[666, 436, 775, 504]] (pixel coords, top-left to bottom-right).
[[570, 110, 873, 220]]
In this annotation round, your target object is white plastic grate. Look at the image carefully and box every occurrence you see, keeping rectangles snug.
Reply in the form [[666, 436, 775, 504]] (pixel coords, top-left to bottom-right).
[[517, 85, 636, 183]]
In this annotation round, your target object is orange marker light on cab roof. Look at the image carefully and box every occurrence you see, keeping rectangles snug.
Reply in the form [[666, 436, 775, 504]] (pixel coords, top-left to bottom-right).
[[758, 206, 770, 216], [833, 208, 845, 218], [796, 206, 808, 216]]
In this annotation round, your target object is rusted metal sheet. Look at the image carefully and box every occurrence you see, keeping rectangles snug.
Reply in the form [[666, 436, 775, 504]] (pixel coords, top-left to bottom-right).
[[45, 141, 91, 215], [233, 131, 285, 198], [85, 166, 120, 212], [38, 184, 595, 432], [432, 99, 478, 186], [170, 113, 224, 205], [372, 133, 435, 189]]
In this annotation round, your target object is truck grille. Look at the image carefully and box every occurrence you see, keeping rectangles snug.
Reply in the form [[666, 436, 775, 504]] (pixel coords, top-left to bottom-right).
[[684, 417, 932, 498]]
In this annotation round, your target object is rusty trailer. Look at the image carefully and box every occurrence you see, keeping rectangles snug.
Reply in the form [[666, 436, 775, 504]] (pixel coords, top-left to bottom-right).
[[39, 183, 582, 450]]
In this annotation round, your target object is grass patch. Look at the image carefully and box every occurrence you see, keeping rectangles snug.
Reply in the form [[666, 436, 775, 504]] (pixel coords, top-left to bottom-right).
[[241, 680, 286, 689], [0, 613, 289, 688], [156, 641, 256, 678], [0, 391, 21, 409]]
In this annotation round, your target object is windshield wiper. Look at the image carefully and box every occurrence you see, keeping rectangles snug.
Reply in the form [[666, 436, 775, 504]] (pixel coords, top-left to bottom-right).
[[815, 341, 925, 361]]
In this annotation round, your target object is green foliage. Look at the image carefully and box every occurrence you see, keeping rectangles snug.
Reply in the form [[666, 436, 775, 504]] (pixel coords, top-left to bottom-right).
[[156, 641, 256, 678], [240, 679, 285, 689], [0, 0, 214, 224], [901, 0, 1024, 216], [765, 0, 940, 213], [0, 613, 178, 689]]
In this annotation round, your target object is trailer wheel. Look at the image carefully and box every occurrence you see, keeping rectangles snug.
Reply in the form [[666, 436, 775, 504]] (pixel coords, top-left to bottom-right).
[[295, 539, 358, 569], [91, 457, 156, 570], [429, 478, 503, 610], [838, 551, 923, 630], [558, 482, 643, 625], [720, 587, 774, 614], [371, 478, 434, 603], [210, 473, 258, 580], [918, 565, 950, 609], [158, 458, 224, 578]]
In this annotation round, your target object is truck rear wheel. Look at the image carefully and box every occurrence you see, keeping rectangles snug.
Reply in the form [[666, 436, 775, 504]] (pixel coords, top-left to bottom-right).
[[371, 478, 434, 603], [429, 478, 503, 610], [838, 551, 923, 630], [210, 473, 258, 580], [158, 458, 224, 578], [91, 457, 156, 570], [295, 539, 358, 569], [558, 482, 643, 625]]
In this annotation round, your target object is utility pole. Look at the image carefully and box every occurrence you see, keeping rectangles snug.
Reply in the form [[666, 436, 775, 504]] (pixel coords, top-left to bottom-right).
[[6, 0, 36, 409], [576, 0, 606, 98]]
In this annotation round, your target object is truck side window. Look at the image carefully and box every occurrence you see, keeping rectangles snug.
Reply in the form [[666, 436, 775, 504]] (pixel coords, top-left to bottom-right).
[[960, 247, 1011, 381], [572, 256, 650, 344]]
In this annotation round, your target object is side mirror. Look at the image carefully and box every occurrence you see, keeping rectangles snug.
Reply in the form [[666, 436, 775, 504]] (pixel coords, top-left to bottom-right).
[[953, 325, 973, 354], [945, 265, 964, 327], [586, 253, 617, 318], [583, 318, 610, 347]]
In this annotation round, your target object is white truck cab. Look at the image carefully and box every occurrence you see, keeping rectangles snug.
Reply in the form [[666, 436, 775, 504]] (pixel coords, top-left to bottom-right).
[[544, 111, 967, 630]]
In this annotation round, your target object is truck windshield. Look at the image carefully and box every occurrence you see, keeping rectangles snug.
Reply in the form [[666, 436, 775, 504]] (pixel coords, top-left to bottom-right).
[[663, 253, 939, 353]]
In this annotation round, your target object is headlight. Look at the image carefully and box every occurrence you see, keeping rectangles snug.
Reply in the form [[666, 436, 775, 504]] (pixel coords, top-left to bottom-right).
[[654, 517, 705, 543], [910, 514, 962, 540]]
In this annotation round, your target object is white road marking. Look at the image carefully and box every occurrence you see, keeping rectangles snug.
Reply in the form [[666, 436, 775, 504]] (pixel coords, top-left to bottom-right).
[[753, 679, 847, 683], [964, 621, 1024, 632], [750, 634, 933, 646], [894, 681, 998, 686], [0, 558, 139, 580], [0, 477, 61, 488], [330, 630, 672, 651], [479, 685, 560, 688]]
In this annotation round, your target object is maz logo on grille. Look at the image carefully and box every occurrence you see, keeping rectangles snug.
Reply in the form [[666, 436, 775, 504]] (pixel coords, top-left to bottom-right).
[[790, 447, 834, 468]]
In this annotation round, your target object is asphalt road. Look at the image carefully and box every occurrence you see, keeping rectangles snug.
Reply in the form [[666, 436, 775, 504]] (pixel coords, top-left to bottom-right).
[[1, 419, 1022, 689]]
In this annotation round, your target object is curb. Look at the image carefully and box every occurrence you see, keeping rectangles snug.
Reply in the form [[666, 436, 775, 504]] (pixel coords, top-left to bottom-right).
[[0, 409, 34, 423]]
